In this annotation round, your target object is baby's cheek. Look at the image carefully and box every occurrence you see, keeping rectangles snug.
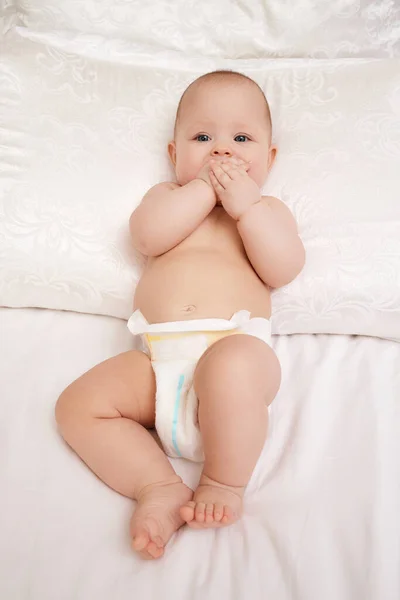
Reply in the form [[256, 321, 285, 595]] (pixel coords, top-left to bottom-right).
[[246, 167, 257, 183], [249, 164, 268, 188], [175, 163, 195, 186]]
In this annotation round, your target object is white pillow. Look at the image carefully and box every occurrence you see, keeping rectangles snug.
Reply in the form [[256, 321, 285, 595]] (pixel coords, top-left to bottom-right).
[[1, 30, 400, 340], [14, 0, 400, 58], [1, 1, 17, 35], [265, 59, 400, 339]]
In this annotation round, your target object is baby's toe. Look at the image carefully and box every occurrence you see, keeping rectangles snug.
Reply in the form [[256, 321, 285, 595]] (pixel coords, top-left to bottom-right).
[[132, 530, 150, 552], [132, 531, 164, 560], [213, 503, 224, 522], [146, 541, 164, 559], [180, 501, 196, 523], [221, 505, 234, 524], [194, 502, 206, 523], [205, 503, 215, 523]]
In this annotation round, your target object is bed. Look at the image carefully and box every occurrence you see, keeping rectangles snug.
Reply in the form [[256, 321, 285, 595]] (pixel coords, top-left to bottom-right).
[[1, 307, 400, 600], [1, 2, 400, 599]]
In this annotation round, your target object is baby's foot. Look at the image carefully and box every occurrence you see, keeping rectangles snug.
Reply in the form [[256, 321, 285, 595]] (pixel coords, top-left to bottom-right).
[[130, 477, 193, 559], [180, 474, 244, 529]]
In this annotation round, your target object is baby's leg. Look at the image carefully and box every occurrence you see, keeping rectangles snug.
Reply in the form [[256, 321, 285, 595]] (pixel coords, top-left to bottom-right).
[[180, 335, 281, 529], [55, 350, 192, 559]]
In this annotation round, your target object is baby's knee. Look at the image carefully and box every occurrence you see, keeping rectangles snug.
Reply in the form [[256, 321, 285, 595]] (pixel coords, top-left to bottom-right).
[[195, 334, 281, 404], [55, 385, 85, 441], [204, 334, 277, 377]]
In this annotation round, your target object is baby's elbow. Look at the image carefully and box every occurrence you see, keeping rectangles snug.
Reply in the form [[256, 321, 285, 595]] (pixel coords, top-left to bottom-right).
[[129, 211, 158, 257], [285, 238, 306, 285], [269, 240, 306, 289], [130, 230, 157, 257], [293, 238, 306, 279], [129, 212, 147, 255], [129, 221, 168, 257]]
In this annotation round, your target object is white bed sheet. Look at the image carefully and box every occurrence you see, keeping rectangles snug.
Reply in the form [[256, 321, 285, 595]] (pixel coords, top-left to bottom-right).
[[0, 307, 399, 600]]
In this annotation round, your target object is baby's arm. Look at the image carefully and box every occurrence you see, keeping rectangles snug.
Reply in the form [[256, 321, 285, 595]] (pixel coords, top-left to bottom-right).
[[208, 160, 304, 288], [130, 177, 216, 257], [237, 196, 305, 289]]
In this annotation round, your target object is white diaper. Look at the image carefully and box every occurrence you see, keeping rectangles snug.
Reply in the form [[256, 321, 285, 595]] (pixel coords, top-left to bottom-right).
[[127, 309, 272, 462]]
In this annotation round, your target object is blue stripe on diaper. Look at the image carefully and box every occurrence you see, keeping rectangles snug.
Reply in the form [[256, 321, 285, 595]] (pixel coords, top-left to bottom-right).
[[172, 374, 185, 457]]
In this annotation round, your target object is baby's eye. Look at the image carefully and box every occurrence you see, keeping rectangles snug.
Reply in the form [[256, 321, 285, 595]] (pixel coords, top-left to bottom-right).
[[234, 135, 249, 143], [196, 134, 211, 142]]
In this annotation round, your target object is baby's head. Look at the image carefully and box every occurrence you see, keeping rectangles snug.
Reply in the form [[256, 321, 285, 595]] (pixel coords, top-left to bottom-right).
[[168, 70, 276, 188]]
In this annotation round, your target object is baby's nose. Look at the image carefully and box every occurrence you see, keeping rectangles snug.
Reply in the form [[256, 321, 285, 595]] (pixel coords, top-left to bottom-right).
[[211, 146, 232, 157]]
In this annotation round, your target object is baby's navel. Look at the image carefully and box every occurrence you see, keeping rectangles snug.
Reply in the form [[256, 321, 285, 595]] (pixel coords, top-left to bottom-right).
[[181, 304, 196, 314]]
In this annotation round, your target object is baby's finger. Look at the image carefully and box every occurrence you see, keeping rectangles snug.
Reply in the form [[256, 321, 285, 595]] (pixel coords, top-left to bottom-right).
[[230, 157, 250, 167], [218, 162, 244, 181], [223, 158, 250, 172], [230, 157, 246, 165], [212, 163, 233, 185], [235, 162, 250, 172], [209, 170, 225, 194], [222, 158, 241, 169]]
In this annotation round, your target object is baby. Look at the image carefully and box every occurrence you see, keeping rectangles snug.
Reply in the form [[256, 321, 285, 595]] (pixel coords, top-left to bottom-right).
[[55, 70, 305, 560]]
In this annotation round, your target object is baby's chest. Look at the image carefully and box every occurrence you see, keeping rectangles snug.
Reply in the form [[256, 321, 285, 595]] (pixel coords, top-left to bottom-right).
[[182, 208, 243, 250]]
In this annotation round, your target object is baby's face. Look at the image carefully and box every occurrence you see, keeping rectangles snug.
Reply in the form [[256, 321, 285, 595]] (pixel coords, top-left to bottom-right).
[[169, 80, 276, 188]]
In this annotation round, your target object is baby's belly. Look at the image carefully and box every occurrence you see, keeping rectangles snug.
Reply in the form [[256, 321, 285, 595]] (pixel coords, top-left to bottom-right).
[[133, 249, 271, 323]]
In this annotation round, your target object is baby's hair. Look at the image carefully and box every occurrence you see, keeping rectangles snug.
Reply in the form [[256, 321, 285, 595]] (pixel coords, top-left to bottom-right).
[[174, 70, 272, 136]]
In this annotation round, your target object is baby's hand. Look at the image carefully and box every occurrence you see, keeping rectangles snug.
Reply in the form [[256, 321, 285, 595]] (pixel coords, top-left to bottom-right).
[[209, 159, 260, 220], [196, 157, 249, 188], [196, 159, 215, 188]]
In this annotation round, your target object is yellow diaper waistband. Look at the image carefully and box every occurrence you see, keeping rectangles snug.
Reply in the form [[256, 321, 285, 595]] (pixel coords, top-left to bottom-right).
[[144, 328, 242, 361]]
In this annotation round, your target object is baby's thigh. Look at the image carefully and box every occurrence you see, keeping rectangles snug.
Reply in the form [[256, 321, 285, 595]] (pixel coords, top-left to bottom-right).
[[194, 334, 281, 406], [56, 350, 156, 428]]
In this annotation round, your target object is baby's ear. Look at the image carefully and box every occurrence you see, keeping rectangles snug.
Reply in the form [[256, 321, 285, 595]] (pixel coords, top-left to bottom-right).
[[168, 141, 177, 166], [268, 145, 277, 170]]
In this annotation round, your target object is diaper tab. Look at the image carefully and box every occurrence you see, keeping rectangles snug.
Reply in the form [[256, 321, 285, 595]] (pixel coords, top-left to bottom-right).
[[127, 310, 150, 335]]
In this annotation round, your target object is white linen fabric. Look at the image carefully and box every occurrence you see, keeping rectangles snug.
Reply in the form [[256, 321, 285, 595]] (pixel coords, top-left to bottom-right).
[[12, 0, 400, 58], [1, 28, 400, 339], [0, 308, 399, 600]]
